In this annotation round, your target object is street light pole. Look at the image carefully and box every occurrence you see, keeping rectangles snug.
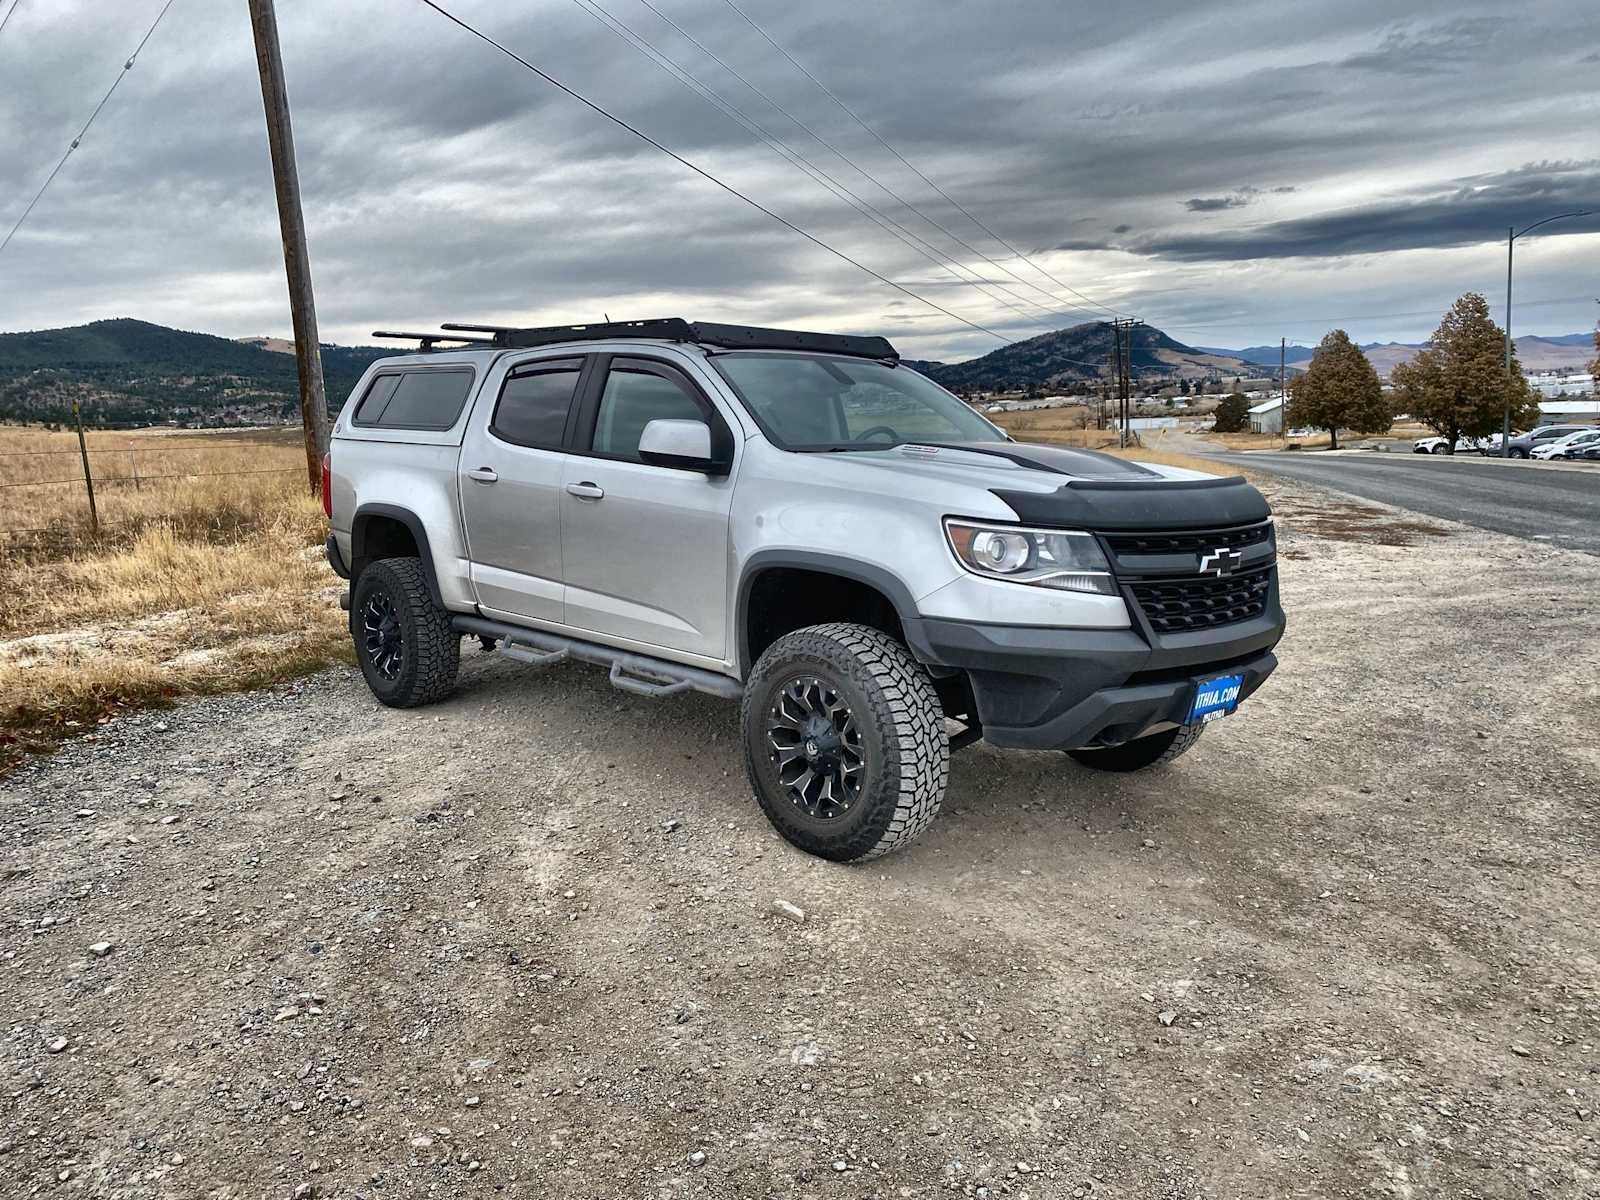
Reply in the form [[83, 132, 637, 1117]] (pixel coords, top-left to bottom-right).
[[1500, 209, 1594, 457], [1502, 226, 1513, 456]]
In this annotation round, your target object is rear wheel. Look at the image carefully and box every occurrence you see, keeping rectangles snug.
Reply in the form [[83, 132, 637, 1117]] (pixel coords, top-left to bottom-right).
[[351, 557, 459, 708], [741, 623, 948, 862], [1067, 723, 1204, 772]]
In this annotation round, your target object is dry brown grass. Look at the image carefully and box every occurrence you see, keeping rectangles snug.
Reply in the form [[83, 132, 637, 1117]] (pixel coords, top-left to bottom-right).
[[989, 407, 1119, 449], [0, 425, 347, 769], [1197, 429, 1331, 451]]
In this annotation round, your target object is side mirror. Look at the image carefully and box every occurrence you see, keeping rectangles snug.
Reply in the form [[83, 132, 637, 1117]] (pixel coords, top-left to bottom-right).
[[638, 418, 729, 474]]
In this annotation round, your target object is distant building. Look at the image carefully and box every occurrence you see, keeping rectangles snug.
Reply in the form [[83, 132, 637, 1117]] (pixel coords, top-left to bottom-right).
[[1529, 372, 1594, 399], [1539, 398, 1600, 422], [1248, 396, 1284, 434]]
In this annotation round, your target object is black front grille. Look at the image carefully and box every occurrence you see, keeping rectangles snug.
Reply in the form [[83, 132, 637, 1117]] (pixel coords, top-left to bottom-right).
[[1103, 522, 1272, 558], [1127, 565, 1273, 634]]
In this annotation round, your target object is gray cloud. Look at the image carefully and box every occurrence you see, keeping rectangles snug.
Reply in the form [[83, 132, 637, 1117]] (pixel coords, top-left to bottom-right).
[[1340, 16, 1510, 73], [0, 0, 1596, 362], [1184, 196, 1251, 212], [1142, 162, 1600, 261]]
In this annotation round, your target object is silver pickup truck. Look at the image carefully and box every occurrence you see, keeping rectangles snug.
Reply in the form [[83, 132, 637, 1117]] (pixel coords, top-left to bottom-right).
[[324, 318, 1284, 862]]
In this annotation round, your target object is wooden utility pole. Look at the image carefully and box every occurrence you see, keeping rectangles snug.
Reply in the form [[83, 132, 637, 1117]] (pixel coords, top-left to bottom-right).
[[1280, 337, 1286, 443], [248, 0, 329, 495], [1104, 318, 1140, 447], [1109, 323, 1125, 447]]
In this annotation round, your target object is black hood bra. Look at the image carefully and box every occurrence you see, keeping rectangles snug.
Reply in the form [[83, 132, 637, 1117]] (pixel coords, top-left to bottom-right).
[[913, 440, 1272, 533]]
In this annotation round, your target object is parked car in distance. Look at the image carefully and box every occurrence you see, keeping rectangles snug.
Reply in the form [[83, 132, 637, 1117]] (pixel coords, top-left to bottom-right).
[[1413, 434, 1486, 455], [1531, 428, 1600, 460], [1498, 424, 1592, 458], [1572, 441, 1600, 462], [324, 317, 1286, 862]]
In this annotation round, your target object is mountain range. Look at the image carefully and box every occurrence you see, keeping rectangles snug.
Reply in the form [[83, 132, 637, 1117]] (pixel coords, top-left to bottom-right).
[[0, 317, 1591, 428], [1196, 333, 1594, 375], [0, 319, 388, 427]]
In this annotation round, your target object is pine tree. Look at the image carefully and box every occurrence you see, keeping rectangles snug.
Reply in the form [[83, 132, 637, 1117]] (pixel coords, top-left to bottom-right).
[[1284, 329, 1389, 450], [1212, 392, 1250, 433], [1390, 293, 1539, 452]]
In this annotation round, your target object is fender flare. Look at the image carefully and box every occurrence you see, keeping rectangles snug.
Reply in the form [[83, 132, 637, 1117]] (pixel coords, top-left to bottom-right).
[[734, 549, 926, 678], [350, 503, 445, 609]]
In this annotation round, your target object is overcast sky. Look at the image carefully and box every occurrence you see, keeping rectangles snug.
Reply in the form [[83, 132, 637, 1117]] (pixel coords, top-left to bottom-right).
[[1, 0, 1596, 363]]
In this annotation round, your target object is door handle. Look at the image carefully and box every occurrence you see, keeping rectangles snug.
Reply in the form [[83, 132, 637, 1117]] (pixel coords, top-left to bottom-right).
[[565, 481, 605, 500], [466, 467, 498, 484]]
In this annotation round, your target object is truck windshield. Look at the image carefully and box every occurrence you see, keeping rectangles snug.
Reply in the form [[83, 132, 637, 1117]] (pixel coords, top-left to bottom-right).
[[711, 352, 1006, 451]]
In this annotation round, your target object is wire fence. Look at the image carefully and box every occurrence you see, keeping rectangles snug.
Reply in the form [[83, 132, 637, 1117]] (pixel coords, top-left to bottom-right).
[[1, 417, 313, 543]]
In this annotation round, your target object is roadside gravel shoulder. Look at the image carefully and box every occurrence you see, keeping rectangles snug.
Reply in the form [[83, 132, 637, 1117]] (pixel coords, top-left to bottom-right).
[[2, 475, 1597, 1197]]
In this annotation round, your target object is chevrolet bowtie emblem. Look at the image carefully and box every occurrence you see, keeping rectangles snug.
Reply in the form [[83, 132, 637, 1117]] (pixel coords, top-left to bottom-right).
[[1197, 547, 1244, 577]]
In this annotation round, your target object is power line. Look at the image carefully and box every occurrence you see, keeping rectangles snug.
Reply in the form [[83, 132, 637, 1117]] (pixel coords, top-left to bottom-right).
[[625, 0, 1106, 330], [569, 0, 1049, 337], [0, 0, 177, 258], [0, 0, 23, 42], [570, 0, 1063, 338], [718, 0, 1132, 320], [414, 0, 1015, 343]]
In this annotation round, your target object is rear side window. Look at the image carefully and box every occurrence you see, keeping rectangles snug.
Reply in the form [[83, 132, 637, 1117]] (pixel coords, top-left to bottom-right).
[[491, 360, 583, 449], [591, 365, 703, 461], [354, 369, 474, 430]]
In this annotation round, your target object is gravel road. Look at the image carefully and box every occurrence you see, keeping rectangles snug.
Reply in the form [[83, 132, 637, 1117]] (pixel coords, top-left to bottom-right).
[[3, 479, 1598, 1199]]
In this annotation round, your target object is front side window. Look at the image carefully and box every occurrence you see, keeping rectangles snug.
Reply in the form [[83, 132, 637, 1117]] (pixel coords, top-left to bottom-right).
[[591, 364, 704, 461], [354, 368, 475, 430], [492, 360, 582, 449], [711, 352, 1003, 451]]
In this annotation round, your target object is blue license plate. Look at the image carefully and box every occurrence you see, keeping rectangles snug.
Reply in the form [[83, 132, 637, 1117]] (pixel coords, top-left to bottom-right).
[[1189, 673, 1245, 724]]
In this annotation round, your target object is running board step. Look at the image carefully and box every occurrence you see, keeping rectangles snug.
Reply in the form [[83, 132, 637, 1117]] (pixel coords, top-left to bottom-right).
[[497, 640, 569, 668], [451, 614, 742, 701], [608, 662, 692, 698]]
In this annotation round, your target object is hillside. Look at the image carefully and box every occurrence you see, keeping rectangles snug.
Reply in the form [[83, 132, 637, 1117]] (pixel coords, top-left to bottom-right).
[[918, 322, 1256, 393], [0, 319, 388, 428], [1196, 343, 1315, 366]]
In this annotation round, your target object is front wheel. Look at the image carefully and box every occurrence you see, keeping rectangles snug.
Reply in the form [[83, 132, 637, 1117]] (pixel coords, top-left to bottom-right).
[[1067, 723, 1204, 772], [1430, 443, 1448, 455], [741, 623, 948, 862], [351, 557, 460, 708]]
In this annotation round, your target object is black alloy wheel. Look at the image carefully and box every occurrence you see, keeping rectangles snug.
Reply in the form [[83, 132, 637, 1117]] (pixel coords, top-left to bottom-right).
[[360, 590, 404, 680], [740, 623, 948, 861], [766, 675, 865, 819], [349, 556, 460, 708]]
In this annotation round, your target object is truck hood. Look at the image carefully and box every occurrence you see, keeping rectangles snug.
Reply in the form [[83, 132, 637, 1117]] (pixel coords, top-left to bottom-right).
[[834, 440, 1272, 531]]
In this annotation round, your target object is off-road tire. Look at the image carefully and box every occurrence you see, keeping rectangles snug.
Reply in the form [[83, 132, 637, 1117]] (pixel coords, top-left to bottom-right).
[[1066, 722, 1204, 772], [351, 556, 459, 708], [741, 623, 948, 862]]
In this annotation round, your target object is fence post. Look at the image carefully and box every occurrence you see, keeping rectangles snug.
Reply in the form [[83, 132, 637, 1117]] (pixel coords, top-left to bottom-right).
[[72, 400, 99, 534], [128, 444, 140, 491]]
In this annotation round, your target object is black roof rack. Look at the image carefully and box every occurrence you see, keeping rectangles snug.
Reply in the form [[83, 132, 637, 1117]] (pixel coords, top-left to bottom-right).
[[372, 329, 496, 351], [375, 318, 898, 363]]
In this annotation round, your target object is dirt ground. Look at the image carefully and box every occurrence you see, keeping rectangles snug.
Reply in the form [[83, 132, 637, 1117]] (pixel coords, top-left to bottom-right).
[[2, 477, 1597, 1199]]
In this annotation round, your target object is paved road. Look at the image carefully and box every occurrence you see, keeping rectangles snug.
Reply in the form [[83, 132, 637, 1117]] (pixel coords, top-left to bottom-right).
[[1208, 450, 1600, 555]]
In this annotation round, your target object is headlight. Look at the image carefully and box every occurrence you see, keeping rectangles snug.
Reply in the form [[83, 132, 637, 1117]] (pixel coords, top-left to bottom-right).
[[944, 519, 1116, 595]]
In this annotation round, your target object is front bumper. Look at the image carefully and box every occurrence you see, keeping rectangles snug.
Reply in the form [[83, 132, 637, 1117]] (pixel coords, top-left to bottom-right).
[[903, 584, 1284, 751]]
